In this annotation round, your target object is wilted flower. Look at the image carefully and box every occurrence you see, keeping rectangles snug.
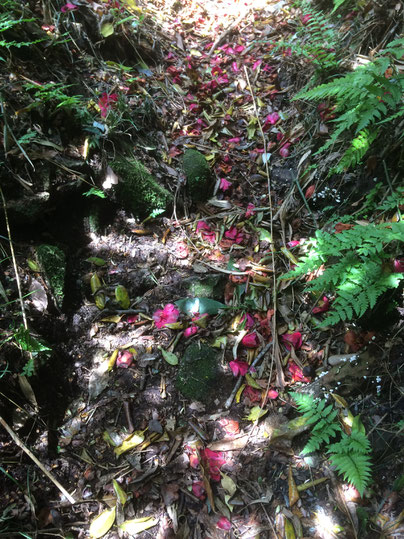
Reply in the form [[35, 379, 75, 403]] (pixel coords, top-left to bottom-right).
[[393, 257, 404, 273], [245, 203, 256, 218], [265, 112, 280, 126], [242, 332, 260, 348], [224, 226, 244, 244], [289, 361, 310, 382], [116, 350, 134, 368], [244, 385, 262, 403], [220, 178, 233, 191], [279, 142, 291, 157], [184, 325, 198, 338], [240, 313, 255, 329], [153, 304, 180, 328], [301, 14, 313, 24], [229, 360, 249, 376], [312, 296, 331, 314], [61, 2, 78, 12], [281, 331, 302, 350], [267, 389, 279, 399], [217, 517, 232, 530], [201, 448, 226, 481], [98, 92, 118, 117], [192, 481, 205, 500]]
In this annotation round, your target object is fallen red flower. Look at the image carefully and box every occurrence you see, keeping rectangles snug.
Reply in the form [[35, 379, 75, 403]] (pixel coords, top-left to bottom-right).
[[201, 448, 226, 481], [281, 331, 302, 350], [153, 304, 180, 328], [312, 296, 331, 314], [243, 385, 262, 403], [217, 516, 232, 530], [242, 332, 260, 348], [116, 350, 133, 369], [288, 361, 310, 382], [224, 226, 244, 244], [229, 360, 249, 376]]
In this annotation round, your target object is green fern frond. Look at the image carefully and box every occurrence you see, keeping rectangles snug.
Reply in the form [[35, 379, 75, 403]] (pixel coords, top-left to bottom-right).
[[290, 392, 341, 455], [328, 432, 372, 496], [281, 221, 404, 326]]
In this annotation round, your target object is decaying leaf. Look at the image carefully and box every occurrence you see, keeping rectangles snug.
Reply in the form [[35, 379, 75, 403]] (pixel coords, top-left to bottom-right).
[[115, 285, 130, 309], [112, 479, 127, 505], [221, 473, 237, 497], [245, 406, 268, 422], [114, 430, 146, 456], [159, 347, 179, 365]]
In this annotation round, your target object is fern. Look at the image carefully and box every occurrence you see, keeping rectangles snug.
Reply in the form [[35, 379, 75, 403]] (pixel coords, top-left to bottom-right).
[[270, 6, 340, 71], [328, 431, 372, 496], [291, 392, 341, 453], [294, 38, 404, 170], [291, 393, 372, 496], [281, 221, 404, 326]]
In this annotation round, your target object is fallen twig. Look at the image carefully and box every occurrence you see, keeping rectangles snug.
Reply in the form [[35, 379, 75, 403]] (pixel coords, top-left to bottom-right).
[[0, 415, 76, 504]]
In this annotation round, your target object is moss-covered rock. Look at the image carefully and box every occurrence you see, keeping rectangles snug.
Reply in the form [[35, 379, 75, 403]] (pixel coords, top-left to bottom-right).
[[111, 157, 173, 218], [183, 149, 211, 202], [176, 343, 219, 403], [37, 244, 66, 308], [182, 274, 225, 300]]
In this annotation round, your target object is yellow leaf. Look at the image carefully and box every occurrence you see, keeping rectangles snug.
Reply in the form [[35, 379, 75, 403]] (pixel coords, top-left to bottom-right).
[[164, 322, 185, 329], [107, 349, 119, 371], [114, 430, 146, 456], [100, 315, 123, 324], [235, 383, 245, 403], [221, 473, 237, 497], [89, 506, 116, 538], [245, 374, 262, 389], [121, 0, 142, 13], [244, 406, 268, 422], [100, 21, 114, 38], [27, 258, 40, 272], [112, 479, 127, 505], [257, 97, 265, 107], [95, 293, 106, 310], [115, 285, 130, 309], [120, 517, 158, 534], [284, 517, 296, 539], [288, 466, 299, 506]]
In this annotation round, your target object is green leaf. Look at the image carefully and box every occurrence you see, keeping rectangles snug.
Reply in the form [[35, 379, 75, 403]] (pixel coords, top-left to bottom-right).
[[159, 348, 178, 365], [175, 297, 227, 315], [115, 285, 130, 309], [86, 257, 107, 266], [100, 21, 114, 38], [83, 188, 106, 198]]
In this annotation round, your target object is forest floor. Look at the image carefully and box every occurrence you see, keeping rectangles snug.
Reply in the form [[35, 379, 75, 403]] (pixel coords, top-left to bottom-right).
[[0, 0, 403, 538]]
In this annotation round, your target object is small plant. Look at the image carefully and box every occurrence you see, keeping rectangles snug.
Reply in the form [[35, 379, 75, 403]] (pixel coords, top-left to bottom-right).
[[270, 5, 340, 71], [281, 220, 404, 326], [294, 38, 404, 171], [291, 392, 372, 496], [1, 324, 52, 376]]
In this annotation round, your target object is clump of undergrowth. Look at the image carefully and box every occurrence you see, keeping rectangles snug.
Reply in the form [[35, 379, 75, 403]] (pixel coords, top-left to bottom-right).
[[111, 157, 173, 218], [183, 149, 212, 202]]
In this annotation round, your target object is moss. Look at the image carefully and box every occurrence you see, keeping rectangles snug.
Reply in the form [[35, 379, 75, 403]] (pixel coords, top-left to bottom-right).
[[183, 149, 211, 202], [176, 343, 219, 403], [183, 275, 225, 300], [111, 157, 173, 218], [37, 244, 66, 308]]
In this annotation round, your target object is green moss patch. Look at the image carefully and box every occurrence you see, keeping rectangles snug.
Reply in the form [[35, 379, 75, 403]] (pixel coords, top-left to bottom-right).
[[176, 343, 220, 403], [111, 157, 173, 218], [183, 149, 211, 202]]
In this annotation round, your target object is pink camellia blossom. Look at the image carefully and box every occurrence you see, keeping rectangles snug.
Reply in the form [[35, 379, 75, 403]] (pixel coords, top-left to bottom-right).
[[229, 360, 249, 376], [231, 61, 239, 72], [267, 389, 279, 399], [61, 2, 78, 12], [265, 112, 279, 125], [217, 517, 232, 530], [196, 220, 216, 243], [245, 203, 256, 218], [393, 257, 404, 273], [153, 304, 180, 328], [281, 331, 302, 350], [287, 240, 300, 248], [244, 385, 262, 403], [116, 350, 133, 369], [220, 178, 233, 191], [196, 220, 210, 232], [184, 326, 198, 338], [312, 296, 331, 314], [201, 448, 226, 481], [234, 44, 245, 53], [241, 313, 255, 329], [98, 92, 118, 117], [126, 314, 139, 324], [252, 59, 262, 70], [227, 137, 241, 144], [224, 226, 244, 244], [279, 142, 291, 157], [242, 332, 260, 348]]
